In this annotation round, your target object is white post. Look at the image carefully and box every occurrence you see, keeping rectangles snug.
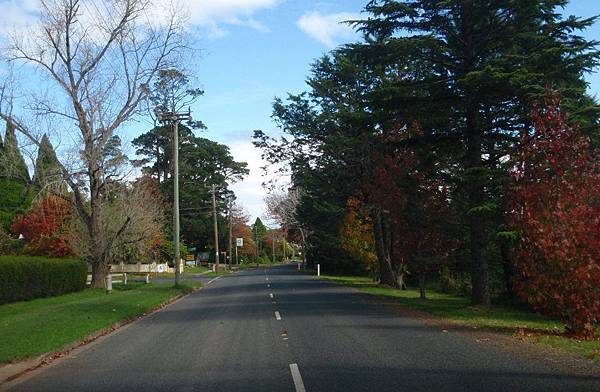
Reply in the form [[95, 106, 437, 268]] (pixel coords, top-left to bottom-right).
[[317, 264, 321, 277], [106, 274, 113, 293], [297, 262, 301, 271], [123, 273, 128, 285], [145, 274, 150, 284]]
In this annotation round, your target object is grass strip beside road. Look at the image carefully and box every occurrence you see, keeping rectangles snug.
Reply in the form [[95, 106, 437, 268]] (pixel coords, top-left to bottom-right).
[[0, 281, 200, 364], [320, 275, 599, 361]]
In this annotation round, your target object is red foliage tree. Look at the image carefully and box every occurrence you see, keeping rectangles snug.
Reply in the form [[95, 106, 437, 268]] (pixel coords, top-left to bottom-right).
[[508, 93, 600, 337], [11, 195, 73, 257], [360, 123, 453, 293]]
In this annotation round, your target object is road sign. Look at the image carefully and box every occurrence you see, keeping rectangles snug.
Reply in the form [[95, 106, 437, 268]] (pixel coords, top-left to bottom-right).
[[186, 254, 195, 261], [236, 238, 244, 247]]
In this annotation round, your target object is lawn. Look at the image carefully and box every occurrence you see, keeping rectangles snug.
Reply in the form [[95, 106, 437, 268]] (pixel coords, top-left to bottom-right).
[[0, 281, 200, 363], [320, 275, 599, 361]]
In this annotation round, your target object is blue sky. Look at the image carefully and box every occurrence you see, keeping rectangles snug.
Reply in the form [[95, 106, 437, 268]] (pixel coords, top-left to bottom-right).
[[1, 0, 599, 222]]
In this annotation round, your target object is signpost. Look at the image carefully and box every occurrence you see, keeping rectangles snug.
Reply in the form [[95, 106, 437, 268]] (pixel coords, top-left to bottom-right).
[[235, 238, 243, 265]]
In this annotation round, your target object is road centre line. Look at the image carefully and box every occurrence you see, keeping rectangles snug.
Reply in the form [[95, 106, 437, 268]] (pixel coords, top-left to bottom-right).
[[289, 363, 306, 392], [275, 311, 281, 320]]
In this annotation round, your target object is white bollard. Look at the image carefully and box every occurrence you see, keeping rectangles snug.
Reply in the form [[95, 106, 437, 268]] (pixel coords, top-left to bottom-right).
[[297, 262, 301, 271], [106, 274, 113, 293], [145, 274, 150, 284], [317, 264, 320, 277], [123, 273, 128, 285]]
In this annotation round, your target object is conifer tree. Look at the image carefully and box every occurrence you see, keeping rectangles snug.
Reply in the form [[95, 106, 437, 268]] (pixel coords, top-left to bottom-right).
[[1, 121, 30, 182], [33, 134, 63, 191]]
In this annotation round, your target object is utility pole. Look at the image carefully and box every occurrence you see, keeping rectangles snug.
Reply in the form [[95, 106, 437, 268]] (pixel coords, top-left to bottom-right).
[[228, 198, 233, 270], [272, 230, 276, 263], [283, 236, 286, 262], [156, 107, 192, 286], [212, 184, 220, 271]]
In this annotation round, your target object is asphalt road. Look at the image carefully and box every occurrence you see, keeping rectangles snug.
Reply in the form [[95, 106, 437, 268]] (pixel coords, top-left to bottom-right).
[[5, 265, 599, 391]]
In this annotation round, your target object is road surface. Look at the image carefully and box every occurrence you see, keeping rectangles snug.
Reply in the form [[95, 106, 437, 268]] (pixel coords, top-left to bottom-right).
[[5, 265, 599, 391]]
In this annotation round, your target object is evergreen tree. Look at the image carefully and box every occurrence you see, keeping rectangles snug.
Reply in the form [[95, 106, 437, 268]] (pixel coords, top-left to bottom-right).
[[1, 121, 30, 182], [0, 121, 33, 230], [252, 217, 268, 255], [33, 134, 63, 190], [355, 0, 599, 305]]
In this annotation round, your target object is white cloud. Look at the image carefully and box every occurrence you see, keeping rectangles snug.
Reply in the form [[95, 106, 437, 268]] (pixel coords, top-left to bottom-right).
[[178, 0, 277, 37], [297, 11, 360, 47], [0, 0, 40, 35], [0, 0, 277, 39], [228, 140, 270, 221]]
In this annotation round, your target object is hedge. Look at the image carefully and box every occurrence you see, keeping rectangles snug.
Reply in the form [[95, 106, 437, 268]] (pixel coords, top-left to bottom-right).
[[0, 256, 87, 304]]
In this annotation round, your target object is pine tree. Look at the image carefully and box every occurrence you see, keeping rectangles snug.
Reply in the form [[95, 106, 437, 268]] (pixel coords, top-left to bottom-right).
[[356, 0, 600, 306], [33, 134, 63, 190], [1, 121, 30, 182]]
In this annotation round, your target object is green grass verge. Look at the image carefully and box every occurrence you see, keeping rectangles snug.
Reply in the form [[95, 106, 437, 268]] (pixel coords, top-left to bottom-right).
[[0, 281, 200, 364], [320, 275, 599, 361], [184, 266, 210, 274]]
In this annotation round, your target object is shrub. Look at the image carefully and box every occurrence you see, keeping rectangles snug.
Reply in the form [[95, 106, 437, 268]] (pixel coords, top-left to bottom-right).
[[0, 256, 87, 304], [11, 195, 73, 257], [507, 94, 599, 338]]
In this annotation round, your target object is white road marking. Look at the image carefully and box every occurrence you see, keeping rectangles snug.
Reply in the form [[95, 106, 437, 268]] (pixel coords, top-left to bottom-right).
[[266, 277, 269, 281], [275, 311, 282, 320], [269, 293, 274, 298], [206, 276, 222, 285], [289, 363, 306, 392], [267, 284, 271, 288]]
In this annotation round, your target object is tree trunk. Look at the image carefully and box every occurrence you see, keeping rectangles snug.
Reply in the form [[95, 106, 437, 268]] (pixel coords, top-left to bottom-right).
[[91, 260, 109, 289], [466, 103, 491, 307], [88, 165, 109, 288], [372, 207, 398, 287], [460, 0, 490, 307], [500, 239, 515, 299], [419, 270, 426, 300]]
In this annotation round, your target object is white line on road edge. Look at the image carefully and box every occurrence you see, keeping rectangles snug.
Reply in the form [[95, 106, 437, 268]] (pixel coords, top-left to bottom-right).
[[269, 293, 274, 298], [289, 363, 306, 392], [275, 311, 282, 320], [206, 276, 222, 285]]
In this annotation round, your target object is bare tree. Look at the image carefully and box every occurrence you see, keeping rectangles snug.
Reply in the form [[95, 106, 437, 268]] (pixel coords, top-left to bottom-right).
[[264, 188, 310, 266], [0, 0, 188, 287], [70, 176, 165, 265]]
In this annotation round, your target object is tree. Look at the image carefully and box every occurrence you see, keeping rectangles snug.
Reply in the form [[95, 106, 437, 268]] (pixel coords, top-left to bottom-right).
[[507, 93, 599, 337], [0, 0, 187, 287], [0, 121, 30, 182], [70, 176, 167, 266], [354, 0, 599, 305], [340, 198, 378, 278], [33, 134, 63, 192], [0, 121, 33, 230], [264, 188, 311, 265], [11, 195, 73, 257], [230, 204, 257, 262], [252, 217, 268, 256]]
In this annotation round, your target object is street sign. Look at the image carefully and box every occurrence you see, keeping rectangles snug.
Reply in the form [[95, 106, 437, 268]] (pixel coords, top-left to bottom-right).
[[185, 254, 195, 261], [236, 238, 244, 247]]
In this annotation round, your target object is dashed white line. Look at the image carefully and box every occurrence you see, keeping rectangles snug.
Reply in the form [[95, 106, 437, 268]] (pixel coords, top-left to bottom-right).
[[275, 311, 282, 320], [269, 293, 274, 298], [289, 363, 306, 392]]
